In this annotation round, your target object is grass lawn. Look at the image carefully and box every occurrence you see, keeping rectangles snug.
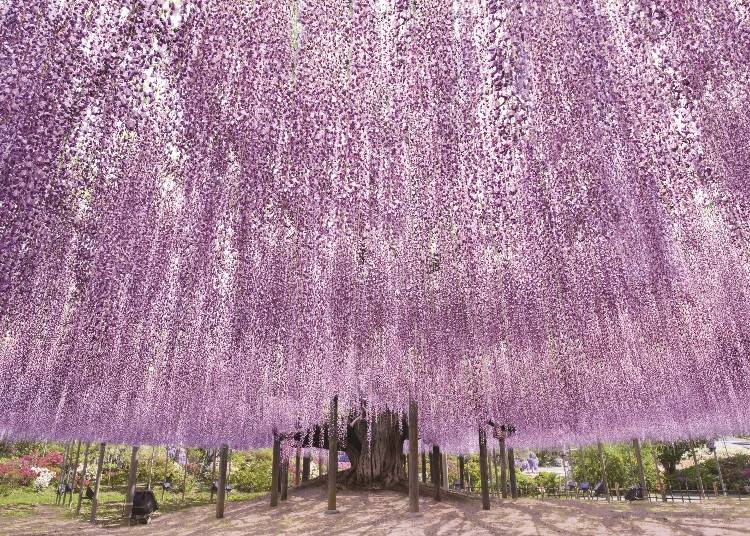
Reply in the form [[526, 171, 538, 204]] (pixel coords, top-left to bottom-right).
[[0, 484, 264, 524]]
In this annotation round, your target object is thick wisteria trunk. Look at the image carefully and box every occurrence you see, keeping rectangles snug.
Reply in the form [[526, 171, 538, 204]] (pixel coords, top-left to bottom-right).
[[344, 410, 407, 489], [302, 452, 310, 482], [458, 455, 465, 489]]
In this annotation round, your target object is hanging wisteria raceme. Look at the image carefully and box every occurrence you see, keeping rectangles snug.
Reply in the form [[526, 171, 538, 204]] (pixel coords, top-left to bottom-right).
[[1, 0, 750, 452]]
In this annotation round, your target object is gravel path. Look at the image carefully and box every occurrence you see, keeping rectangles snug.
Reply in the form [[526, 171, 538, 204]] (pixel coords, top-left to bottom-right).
[[4, 487, 750, 535]]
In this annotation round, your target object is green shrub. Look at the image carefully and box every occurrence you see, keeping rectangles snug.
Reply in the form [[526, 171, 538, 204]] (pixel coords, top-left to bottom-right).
[[535, 471, 561, 491], [670, 453, 750, 492], [572, 443, 658, 489], [228, 449, 273, 492]]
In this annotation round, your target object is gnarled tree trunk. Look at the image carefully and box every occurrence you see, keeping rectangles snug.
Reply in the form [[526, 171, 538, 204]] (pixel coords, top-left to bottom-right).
[[343, 409, 407, 489]]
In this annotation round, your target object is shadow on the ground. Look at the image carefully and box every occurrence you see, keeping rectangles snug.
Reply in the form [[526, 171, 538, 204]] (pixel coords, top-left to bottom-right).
[[5, 487, 750, 535]]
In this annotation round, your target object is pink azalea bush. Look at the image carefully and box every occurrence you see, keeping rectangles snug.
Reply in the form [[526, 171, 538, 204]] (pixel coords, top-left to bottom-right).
[[0, 452, 62, 487]]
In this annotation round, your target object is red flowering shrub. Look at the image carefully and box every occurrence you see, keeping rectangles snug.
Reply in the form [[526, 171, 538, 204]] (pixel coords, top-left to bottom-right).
[[17, 452, 63, 468], [0, 452, 62, 486], [0, 460, 37, 486]]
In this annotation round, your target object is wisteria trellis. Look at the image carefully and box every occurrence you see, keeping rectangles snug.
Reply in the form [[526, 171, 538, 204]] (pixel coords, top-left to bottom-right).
[[1, 0, 750, 453]]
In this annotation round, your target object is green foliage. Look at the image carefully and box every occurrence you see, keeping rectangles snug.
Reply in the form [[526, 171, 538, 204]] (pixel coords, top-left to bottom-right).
[[571, 443, 658, 488], [655, 441, 703, 475], [670, 453, 750, 492], [138, 448, 205, 493], [536, 450, 562, 467], [514, 470, 534, 487], [0, 442, 45, 458], [535, 471, 561, 491], [228, 449, 273, 492]]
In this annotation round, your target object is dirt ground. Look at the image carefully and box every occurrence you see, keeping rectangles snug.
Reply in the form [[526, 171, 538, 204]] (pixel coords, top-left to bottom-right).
[[4, 487, 750, 535]]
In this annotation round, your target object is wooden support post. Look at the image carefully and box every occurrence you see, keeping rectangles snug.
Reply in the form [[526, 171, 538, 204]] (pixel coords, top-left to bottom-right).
[[479, 428, 491, 510], [162, 447, 169, 502], [75, 443, 91, 515], [408, 399, 419, 513], [57, 442, 71, 506], [597, 442, 610, 502], [432, 445, 442, 502], [327, 395, 338, 513], [90, 443, 106, 523], [270, 436, 281, 507], [295, 448, 301, 486], [499, 437, 508, 498], [210, 448, 218, 502], [281, 461, 289, 500], [66, 441, 82, 507], [422, 451, 427, 483], [691, 442, 705, 499], [216, 444, 228, 518], [458, 455, 465, 489], [633, 438, 647, 499], [124, 446, 139, 520], [508, 447, 517, 499]]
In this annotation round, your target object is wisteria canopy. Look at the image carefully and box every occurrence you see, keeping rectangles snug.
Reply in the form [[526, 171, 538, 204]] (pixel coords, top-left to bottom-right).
[[1, 0, 749, 453]]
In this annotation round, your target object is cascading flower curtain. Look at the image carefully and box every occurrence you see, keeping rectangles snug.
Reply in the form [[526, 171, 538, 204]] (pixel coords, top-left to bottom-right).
[[1, 0, 749, 451]]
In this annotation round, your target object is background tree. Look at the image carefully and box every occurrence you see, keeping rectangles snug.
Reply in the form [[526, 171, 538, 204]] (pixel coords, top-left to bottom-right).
[[655, 441, 704, 476], [572, 444, 658, 489]]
